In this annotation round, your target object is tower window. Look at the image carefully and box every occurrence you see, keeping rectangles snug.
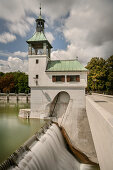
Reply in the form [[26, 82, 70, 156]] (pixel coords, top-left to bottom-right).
[[67, 75, 80, 82], [36, 75, 39, 79], [36, 59, 39, 64]]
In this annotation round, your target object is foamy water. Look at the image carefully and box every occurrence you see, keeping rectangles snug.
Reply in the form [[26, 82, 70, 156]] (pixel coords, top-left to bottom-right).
[[11, 124, 98, 170]]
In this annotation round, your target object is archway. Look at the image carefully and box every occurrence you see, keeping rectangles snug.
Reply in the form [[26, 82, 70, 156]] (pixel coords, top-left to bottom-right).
[[50, 91, 70, 118]]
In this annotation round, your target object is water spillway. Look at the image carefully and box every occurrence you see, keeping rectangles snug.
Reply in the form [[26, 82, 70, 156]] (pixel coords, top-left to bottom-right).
[[6, 124, 98, 170]]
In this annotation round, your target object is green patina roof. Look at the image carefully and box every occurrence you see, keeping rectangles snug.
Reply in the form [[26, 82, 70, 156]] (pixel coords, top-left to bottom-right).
[[46, 60, 87, 72], [38, 15, 43, 19], [27, 32, 47, 42]]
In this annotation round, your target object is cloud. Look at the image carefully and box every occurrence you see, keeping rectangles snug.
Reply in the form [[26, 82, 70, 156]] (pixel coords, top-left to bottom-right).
[[0, 57, 28, 73], [45, 32, 54, 44], [13, 51, 27, 58], [0, 50, 27, 58], [0, 0, 74, 37], [0, 0, 35, 37], [58, 0, 113, 64], [8, 17, 35, 37], [0, 32, 16, 44], [0, 0, 113, 65]]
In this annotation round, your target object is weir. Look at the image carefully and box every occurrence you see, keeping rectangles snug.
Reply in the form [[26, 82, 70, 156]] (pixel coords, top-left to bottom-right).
[[0, 7, 101, 170], [0, 122, 99, 170]]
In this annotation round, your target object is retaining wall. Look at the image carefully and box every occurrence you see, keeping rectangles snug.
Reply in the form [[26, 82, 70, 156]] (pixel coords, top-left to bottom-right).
[[86, 96, 113, 170]]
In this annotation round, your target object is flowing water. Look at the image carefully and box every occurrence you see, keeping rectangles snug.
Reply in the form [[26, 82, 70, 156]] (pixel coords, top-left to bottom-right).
[[0, 102, 46, 164], [11, 124, 98, 170]]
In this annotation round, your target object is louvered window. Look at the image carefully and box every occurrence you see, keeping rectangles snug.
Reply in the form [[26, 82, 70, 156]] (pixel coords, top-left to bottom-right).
[[76, 75, 80, 82], [52, 76, 65, 82], [67, 75, 80, 82], [52, 76, 56, 82]]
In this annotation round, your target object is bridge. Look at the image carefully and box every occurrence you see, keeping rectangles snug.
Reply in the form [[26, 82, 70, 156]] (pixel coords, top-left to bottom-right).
[[86, 93, 113, 170]]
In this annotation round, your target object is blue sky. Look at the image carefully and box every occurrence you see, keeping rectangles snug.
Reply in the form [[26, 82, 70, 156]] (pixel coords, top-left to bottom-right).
[[0, 0, 113, 73]]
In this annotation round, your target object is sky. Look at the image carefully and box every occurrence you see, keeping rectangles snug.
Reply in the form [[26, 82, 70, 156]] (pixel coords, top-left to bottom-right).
[[0, 0, 113, 73]]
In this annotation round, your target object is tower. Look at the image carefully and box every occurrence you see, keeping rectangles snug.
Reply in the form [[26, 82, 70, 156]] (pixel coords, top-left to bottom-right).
[[27, 7, 53, 117]]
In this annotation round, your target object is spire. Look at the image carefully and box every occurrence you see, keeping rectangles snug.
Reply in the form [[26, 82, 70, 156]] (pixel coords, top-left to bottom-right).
[[35, 3, 45, 33], [40, 3, 41, 16], [38, 3, 43, 19]]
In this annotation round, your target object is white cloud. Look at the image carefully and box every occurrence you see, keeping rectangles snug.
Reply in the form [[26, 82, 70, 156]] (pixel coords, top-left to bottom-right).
[[0, 32, 16, 44], [8, 17, 35, 37], [45, 32, 54, 44], [0, 0, 74, 37], [0, 0, 113, 64], [13, 51, 27, 58], [54, 0, 113, 64], [0, 57, 28, 73], [0, 50, 27, 58]]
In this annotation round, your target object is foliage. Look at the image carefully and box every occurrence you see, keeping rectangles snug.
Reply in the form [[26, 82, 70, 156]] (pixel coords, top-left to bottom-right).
[[0, 72, 30, 93], [105, 56, 113, 93], [86, 56, 113, 94]]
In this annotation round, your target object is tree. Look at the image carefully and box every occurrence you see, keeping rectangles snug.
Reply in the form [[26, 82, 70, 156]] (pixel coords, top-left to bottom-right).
[[0, 72, 30, 93], [17, 73, 29, 93], [86, 57, 107, 92], [1, 73, 15, 93], [105, 55, 113, 94]]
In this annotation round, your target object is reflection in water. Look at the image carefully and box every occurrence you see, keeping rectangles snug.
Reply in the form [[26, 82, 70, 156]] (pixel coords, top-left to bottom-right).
[[0, 102, 46, 163]]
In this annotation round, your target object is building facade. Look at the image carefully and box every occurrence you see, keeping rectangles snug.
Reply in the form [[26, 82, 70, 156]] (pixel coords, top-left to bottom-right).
[[27, 12, 87, 119]]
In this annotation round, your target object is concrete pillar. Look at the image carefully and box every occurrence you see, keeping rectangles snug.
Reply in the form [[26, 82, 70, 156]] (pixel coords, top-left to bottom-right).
[[16, 94, 19, 102], [7, 94, 9, 102], [28, 44, 32, 55], [26, 94, 29, 103], [48, 48, 51, 59], [43, 43, 47, 54]]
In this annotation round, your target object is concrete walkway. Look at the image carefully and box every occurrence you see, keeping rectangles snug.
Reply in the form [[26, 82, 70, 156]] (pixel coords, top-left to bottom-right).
[[87, 94, 113, 115]]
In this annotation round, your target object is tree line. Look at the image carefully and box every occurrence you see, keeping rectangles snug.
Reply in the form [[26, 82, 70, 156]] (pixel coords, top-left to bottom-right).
[[86, 55, 113, 94], [0, 72, 30, 94]]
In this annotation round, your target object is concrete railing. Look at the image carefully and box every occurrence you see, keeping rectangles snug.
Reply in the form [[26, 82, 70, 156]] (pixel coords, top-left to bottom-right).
[[0, 93, 30, 102], [86, 96, 113, 170], [92, 93, 113, 103]]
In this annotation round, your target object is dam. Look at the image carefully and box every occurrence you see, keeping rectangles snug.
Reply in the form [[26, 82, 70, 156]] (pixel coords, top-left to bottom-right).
[[1, 6, 113, 170], [2, 6, 99, 170]]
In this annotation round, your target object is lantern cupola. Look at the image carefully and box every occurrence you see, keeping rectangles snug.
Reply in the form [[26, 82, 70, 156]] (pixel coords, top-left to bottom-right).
[[26, 5, 52, 58]]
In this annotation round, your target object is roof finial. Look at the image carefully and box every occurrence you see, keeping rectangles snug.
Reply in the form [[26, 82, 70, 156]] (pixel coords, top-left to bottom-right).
[[40, 3, 41, 16]]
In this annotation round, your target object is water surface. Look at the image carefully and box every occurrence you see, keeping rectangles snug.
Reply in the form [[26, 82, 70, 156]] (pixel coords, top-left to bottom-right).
[[0, 102, 46, 163]]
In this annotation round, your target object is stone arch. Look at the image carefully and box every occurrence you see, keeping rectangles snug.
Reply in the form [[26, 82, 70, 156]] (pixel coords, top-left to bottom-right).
[[50, 91, 70, 118]]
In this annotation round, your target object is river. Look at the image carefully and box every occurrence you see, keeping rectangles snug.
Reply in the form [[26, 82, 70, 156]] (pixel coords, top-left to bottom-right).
[[0, 101, 46, 164]]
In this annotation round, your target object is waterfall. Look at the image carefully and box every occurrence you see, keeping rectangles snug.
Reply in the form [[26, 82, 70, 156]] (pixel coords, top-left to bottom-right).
[[10, 124, 98, 170]]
